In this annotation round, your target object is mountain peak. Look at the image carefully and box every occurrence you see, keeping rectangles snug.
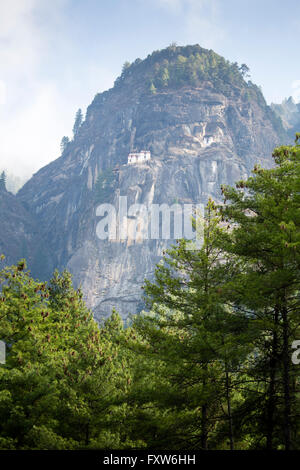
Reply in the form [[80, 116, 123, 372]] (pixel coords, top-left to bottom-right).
[[271, 95, 300, 134], [112, 44, 255, 97], [17, 45, 287, 319]]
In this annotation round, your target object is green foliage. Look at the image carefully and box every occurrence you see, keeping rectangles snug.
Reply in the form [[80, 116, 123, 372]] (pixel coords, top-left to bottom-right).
[[0, 261, 131, 449], [121, 137, 300, 450], [217, 138, 300, 450], [60, 136, 70, 153], [149, 82, 157, 94], [128, 202, 250, 449], [73, 109, 83, 137], [122, 61, 131, 73], [114, 45, 257, 99], [239, 63, 250, 78], [1, 137, 300, 450]]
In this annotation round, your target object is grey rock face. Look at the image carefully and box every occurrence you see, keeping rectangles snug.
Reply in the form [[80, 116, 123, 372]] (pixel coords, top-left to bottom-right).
[[18, 61, 285, 320], [271, 96, 300, 138], [0, 185, 50, 277]]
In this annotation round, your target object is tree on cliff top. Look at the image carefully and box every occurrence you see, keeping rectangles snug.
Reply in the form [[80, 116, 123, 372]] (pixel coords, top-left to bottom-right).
[[0, 171, 6, 191], [73, 108, 83, 137]]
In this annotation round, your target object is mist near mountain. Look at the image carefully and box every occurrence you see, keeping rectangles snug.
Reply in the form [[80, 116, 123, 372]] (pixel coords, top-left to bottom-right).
[[271, 96, 300, 139]]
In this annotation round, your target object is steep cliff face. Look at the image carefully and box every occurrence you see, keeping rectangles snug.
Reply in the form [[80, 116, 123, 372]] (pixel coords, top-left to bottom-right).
[[18, 45, 287, 320], [0, 184, 50, 277]]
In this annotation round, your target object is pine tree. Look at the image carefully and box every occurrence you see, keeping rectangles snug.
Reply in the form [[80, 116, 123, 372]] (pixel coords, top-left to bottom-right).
[[218, 136, 300, 450], [60, 136, 70, 153], [72, 109, 83, 137], [130, 201, 249, 449], [0, 262, 131, 449], [0, 171, 6, 191], [122, 61, 131, 74], [239, 63, 250, 78]]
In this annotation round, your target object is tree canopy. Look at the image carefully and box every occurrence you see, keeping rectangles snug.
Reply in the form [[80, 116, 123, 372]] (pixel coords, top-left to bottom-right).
[[0, 137, 300, 449]]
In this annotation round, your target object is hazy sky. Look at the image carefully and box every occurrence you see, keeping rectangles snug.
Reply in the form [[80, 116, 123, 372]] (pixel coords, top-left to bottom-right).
[[0, 0, 299, 178]]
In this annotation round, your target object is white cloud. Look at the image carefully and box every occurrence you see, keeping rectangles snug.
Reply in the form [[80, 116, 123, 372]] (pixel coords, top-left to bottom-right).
[[0, 0, 68, 177], [0, 0, 116, 179], [154, 0, 183, 13], [0, 71, 115, 178], [184, 0, 224, 48], [154, 0, 224, 48], [0, 0, 46, 75], [0, 82, 65, 177], [0, 81, 6, 105], [292, 80, 300, 103]]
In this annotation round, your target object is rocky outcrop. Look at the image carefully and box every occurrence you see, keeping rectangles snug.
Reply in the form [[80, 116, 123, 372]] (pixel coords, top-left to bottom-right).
[[17, 45, 287, 320], [271, 96, 300, 139], [0, 184, 50, 277]]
